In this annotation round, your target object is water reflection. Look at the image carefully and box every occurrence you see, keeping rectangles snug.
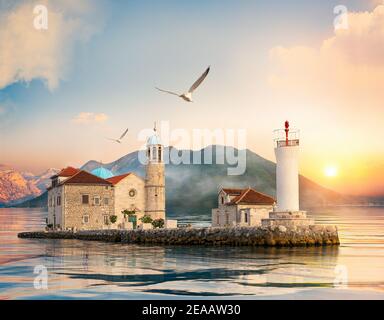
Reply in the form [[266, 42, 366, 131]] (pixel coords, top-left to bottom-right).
[[0, 208, 383, 299]]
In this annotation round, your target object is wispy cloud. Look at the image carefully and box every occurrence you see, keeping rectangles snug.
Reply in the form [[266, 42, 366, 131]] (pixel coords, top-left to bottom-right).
[[0, 0, 105, 91], [268, 4, 384, 114], [71, 112, 108, 124]]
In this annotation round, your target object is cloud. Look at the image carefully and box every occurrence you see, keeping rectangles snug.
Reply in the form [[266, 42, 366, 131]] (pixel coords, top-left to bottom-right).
[[72, 112, 108, 124], [0, 0, 105, 91], [268, 5, 384, 115]]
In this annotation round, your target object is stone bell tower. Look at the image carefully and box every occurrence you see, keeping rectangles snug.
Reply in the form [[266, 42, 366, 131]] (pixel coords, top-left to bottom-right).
[[144, 124, 165, 220]]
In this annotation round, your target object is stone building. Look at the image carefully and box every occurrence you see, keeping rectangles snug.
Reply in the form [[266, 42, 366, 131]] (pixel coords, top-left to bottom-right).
[[47, 169, 115, 230], [106, 173, 146, 229], [47, 129, 168, 231], [211, 188, 276, 227]]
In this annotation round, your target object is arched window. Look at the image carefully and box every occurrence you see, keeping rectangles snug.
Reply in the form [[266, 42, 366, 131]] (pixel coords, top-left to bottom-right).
[[221, 197, 224, 204], [158, 147, 162, 162]]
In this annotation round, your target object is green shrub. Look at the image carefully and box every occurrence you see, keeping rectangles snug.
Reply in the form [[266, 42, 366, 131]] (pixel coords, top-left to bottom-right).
[[122, 209, 136, 216], [140, 215, 153, 224], [152, 218, 165, 229], [109, 215, 117, 224]]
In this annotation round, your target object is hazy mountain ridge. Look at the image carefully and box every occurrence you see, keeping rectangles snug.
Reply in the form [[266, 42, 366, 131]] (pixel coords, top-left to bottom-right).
[[14, 146, 373, 215]]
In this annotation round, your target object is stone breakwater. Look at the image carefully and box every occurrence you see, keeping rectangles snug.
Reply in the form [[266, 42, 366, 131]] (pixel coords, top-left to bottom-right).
[[18, 225, 340, 247]]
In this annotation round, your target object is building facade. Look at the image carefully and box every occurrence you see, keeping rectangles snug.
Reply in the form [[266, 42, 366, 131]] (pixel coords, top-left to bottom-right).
[[144, 130, 166, 221], [211, 188, 275, 227], [47, 169, 115, 230], [47, 130, 166, 231]]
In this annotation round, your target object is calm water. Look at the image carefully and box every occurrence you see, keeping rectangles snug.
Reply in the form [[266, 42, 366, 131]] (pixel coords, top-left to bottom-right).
[[0, 207, 384, 300]]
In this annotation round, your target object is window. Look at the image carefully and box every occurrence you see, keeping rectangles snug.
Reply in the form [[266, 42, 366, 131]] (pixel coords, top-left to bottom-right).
[[158, 147, 162, 161], [94, 196, 100, 205], [103, 215, 109, 225], [83, 215, 89, 224], [82, 195, 89, 204], [221, 197, 224, 205], [56, 196, 61, 206], [217, 213, 220, 225], [104, 197, 109, 205], [244, 211, 248, 223], [129, 189, 137, 198]]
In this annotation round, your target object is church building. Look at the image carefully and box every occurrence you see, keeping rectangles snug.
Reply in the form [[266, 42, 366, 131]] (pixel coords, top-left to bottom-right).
[[47, 129, 167, 231]]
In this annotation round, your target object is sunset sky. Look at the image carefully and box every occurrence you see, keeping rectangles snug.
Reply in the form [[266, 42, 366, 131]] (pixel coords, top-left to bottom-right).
[[0, 0, 383, 197]]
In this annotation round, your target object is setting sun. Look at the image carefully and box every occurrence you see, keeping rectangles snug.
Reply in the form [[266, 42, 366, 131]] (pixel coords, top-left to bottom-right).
[[324, 166, 338, 178]]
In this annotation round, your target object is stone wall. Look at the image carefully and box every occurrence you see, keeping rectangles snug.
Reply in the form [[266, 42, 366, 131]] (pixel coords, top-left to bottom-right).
[[63, 184, 115, 230], [18, 225, 340, 247], [113, 174, 146, 228], [47, 185, 64, 227], [212, 204, 273, 227], [145, 162, 165, 220]]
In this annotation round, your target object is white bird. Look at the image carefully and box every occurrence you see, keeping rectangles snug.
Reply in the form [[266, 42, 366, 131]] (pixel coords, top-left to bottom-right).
[[156, 66, 210, 102], [106, 128, 128, 144]]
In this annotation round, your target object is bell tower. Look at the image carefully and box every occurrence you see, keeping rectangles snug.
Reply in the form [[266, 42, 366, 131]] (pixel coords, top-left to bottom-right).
[[144, 124, 165, 220]]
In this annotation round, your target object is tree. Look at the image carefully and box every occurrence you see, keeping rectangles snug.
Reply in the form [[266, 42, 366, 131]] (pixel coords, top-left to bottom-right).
[[152, 218, 165, 229], [109, 215, 117, 224], [140, 215, 153, 224], [122, 209, 136, 216]]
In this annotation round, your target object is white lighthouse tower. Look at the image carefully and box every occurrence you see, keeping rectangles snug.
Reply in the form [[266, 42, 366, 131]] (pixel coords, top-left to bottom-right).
[[262, 121, 314, 227], [275, 120, 300, 212]]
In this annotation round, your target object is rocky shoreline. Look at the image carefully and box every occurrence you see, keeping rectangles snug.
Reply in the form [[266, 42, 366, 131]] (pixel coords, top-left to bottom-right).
[[18, 225, 340, 247]]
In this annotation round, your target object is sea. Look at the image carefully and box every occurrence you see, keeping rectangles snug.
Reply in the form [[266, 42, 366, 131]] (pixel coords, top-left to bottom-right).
[[0, 207, 383, 300]]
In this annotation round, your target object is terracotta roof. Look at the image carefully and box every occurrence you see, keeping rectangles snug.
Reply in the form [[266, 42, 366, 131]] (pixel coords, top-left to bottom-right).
[[106, 173, 131, 185], [228, 188, 275, 205], [61, 170, 112, 186], [222, 188, 244, 196], [53, 166, 80, 178]]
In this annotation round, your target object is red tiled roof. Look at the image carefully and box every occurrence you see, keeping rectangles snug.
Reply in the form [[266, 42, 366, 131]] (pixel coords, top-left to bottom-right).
[[106, 173, 131, 185], [228, 188, 275, 205], [55, 166, 80, 178], [222, 188, 244, 196], [61, 170, 112, 186]]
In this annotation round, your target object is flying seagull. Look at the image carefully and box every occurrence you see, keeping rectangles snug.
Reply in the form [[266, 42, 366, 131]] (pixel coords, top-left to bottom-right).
[[156, 66, 210, 102], [106, 128, 128, 144]]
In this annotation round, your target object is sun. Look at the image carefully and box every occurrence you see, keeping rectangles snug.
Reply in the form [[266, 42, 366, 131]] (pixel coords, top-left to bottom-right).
[[324, 166, 338, 178]]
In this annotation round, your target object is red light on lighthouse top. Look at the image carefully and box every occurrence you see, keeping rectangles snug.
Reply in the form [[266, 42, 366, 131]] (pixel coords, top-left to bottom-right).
[[273, 121, 300, 148], [284, 121, 289, 146]]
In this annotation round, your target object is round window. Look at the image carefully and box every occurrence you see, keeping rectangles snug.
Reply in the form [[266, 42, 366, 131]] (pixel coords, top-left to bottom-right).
[[129, 189, 137, 197]]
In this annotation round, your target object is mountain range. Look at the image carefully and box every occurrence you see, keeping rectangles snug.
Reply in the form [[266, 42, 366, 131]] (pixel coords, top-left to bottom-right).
[[11, 146, 377, 215], [0, 165, 59, 207]]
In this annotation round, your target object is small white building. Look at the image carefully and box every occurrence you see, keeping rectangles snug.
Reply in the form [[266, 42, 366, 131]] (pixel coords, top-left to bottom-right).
[[212, 188, 276, 227]]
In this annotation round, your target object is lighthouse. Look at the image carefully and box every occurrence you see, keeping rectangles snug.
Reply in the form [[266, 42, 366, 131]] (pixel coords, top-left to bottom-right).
[[262, 121, 314, 227], [274, 120, 300, 212]]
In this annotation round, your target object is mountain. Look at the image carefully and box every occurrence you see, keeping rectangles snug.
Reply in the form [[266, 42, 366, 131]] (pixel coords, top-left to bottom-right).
[[0, 165, 59, 206], [15, 146, 362, 215], [22, 168, 60, 193]]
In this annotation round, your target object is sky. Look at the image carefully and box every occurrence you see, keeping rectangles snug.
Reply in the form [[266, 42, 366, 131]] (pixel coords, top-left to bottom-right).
[[0, 0, 383, 197]]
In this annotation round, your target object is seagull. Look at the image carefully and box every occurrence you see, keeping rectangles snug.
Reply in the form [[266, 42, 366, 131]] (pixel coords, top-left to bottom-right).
[[156, 66, 210, 102], [106, 128, 128, 144]]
